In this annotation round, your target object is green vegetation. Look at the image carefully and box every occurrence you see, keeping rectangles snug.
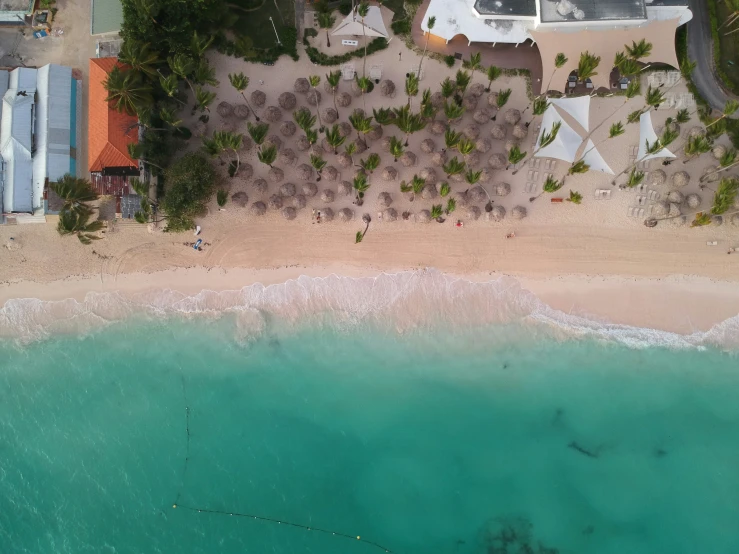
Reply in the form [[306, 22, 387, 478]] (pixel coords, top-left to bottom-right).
[[51, 175, 103, 245], [711, 0, 739, 94], [160, 154, 218, 232], [303, 28, 388, 66]]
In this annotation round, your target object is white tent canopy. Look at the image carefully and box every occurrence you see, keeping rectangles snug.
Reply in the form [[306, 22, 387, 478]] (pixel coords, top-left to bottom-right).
[[581, 140, 614, 174], [332, 6, 388, 38], [637, 111, 675, 161], [549, 96, 590, 133], [533, 106, 584, 163]]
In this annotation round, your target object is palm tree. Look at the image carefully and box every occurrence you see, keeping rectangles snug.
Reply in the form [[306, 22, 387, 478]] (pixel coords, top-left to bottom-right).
[[229, 72, 259, 121], [358, 1, 370, 78], [418, 15, 436, 77], [400, 174, 426, 200], [310, 153, 327, 181], [530, 175, 563, 202], [258, 144, 277, 168], [440, 77, 456, 100], [485, 65, 502, 92], [627, 109, 643, 124], [456, 137, 475, 162], [625, 167, 645, 188], [706, 99, 739, 128], [464, 168, 482, 186], [393, 104, 427, 146], [563, 159, 589, 185], [355, 75, 372, 112], [325, 124, 346, 154], [348, 111, 372, 143], [455, 70, 471, 95], [168, 53, 196, 94], [462, 53, 482, 85], [159, 73, 184, 105], [353, 172, 370, 205], [194, 86, 216, 114], [247, 121, 269, 151], [128, 143, 163, 170], [701, 148, 739, 182], [326, 70, 341, 115], [190, 30, 214, 59], [442, 156, 466, 178], [493, 88, 512, 121], [389, 136, 404, 162], [203, 130, 243, 176], [611, 135, 671, 185], [294, 108, 317, 133], [317, 11, 336, 47], [691, 212, 712, 227], [513, 122, 561, 174], [105, 66, 153, 116], [193, 59, 218, 87], [50, 174, 98, 211], [344, 142, 357, 167], [118, 40, 159, 79], [567, 190, 583, 204], [309, 75, 324, 131], [405, 73, 419, 110], [57, 205, 104, 245], [576, 51, 601, 84], [625, 39, 652, 60], [444, 197, 457, 215], [543, 53, 568, 94], [439, 182, 451, 197], [507, 144, 526, 170], [443, 128, 461, 152], [675, 108, 691, 124], [683, 135, 712, 163], [643, 85, 665, 112], [709, 177, 739, 214], [360, 153, 380, 175], [420, 92, 436, 120], [158, 106, 183, 128], [526, 96, 549, 127], [443, 100, 464, 125], [430, 204, 444, 220], [355, 213, 371, 243]]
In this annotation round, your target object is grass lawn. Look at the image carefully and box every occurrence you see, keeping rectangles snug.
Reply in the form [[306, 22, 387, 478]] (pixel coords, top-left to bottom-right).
[[714, 0, 739, 93], [230, 0, 296, 49]]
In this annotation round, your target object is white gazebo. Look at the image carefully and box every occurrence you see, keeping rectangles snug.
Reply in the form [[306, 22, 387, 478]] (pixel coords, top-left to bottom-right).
[[332, 6, 388, 38], [581, 139, 614, 174], [549, 96, 590, 132], [533, 106, 583, 163], [637, 111, 675, 161]]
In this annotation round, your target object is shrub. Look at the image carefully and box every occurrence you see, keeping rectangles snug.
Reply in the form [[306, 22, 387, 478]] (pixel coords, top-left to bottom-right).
[[305, 37, 389, 66], [338, 0, 352, 15], [160, 154, 217, 232], [217, 189, 228, 206], [444, 55, 456, 68], [304, 28, 318, 40], [391, 19, 411, 35], [175, 126, 192, 140]]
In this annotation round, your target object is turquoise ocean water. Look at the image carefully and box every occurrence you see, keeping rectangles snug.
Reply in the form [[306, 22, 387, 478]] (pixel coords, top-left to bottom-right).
[[1, 272, 739, 554]]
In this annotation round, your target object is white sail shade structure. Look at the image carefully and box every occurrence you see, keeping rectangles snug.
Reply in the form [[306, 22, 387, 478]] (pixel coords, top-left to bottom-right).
[[581, 139, 614, 174], [549, 96, 590, 132], [332, 6, 389, 38], [533, 106, 584, 163], [637, 111, 675, 161]]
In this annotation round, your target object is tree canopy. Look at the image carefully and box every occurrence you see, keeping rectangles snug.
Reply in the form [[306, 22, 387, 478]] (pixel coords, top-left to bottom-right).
[[160, 154, 217, 231]]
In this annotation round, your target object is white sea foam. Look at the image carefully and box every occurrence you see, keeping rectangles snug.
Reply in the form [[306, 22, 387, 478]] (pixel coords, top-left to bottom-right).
[[0, 269, 737, 350]]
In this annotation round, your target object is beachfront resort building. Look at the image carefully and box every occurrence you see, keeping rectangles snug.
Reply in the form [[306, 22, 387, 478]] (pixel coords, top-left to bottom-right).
[[0, 65, 80, 223], [422, 0, 692, 91]]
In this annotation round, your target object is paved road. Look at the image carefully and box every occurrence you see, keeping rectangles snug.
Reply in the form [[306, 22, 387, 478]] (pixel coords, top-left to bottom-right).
[[687, 0, 738, 109]]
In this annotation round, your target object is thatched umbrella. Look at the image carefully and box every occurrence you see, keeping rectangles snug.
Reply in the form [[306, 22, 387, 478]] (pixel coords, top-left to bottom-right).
[[380, 136, 393, 152], [292, 194, 307, 209], [350, 80, 366, 97], [234, 104, 250, 119], [250, 201, 267, 216], [303, 182, 318, 197], [324, 166, 339, 181], [495, 182, 511, 196], [338, 208, 354, 221], [466, 152, 481, 167], [337, 152, 352, 168], [670, 215, 687, 227], [667, 190, 684, 204], [307, 89, 321, 106], [217, 101, 234, 118], [321, 189, 335, 203], [278, 92, 297, 110], [322, 207, 335, 221], [279, 182, 296, 197], [279, 148, 297, 166], [430, 91, 445, 108], [712, 144, 727, 160], [712, 215, 724, 226], [421, 139, 436, 153], [421, 184, 438, 200], [504, 109, 521, 125], [253, 178, 268, 194], [295, 135, 311, 151], [294, 78, 310, 93], [488, 153, 507, 169], [469, 83, 485, 97], [281, 207, 296, 220], [475, 138, 492, 153], [323, 107, 338, 124], [338, 181, 353, 196], [490, 124, 506, 140], [479, 167, 493, 183], [194, 120, 208, 138], [380, 79, 396, 97], [382, 166, 398, 181], [352, 138, 368, 154], [264, 106, 282, 122], [455, 191, 469, 207], [337, 92, 352, 107], [669, 203, 682, 218], [665, 121, 680, 135], [487, 91, 499, 106], [232, 191, 249, 207], [279, 121, 297, 137], [671, 170, 690, 187], [431, 151, 447, 166], [296, 164, 314, 180], [417, 209, 432, 223], [265, 134, 282, 151], [473, 108, 491, 125], [488, 205, 506, 221], [685, 193, 701, 209], [320, 137, 333, 154], [688, 126, 705, 139], [511, 206, 527, 220], [377, 192, 392, 207], [463, 124, 481, 140], [268, 167, 284, 183], [731, 213, 739, 227], [268, 194, 283, 209], [431, 120, 447, 135], [504, 139, 519, 153], [652, 200, 670, 217], [381, 208, 397, 222], [451, 172, 465, 183], [251, 90, 266, 106], [220, 120, 238, 134], [512, 124, 528, 140], [368, 124, 383, 141], [462, 96, 478, 111], [352, 108, 366, 119], [420, 167, 438, 185], [702, 165, 720, 183], [400, 151, 417, 167], [466, 206, 481, 220], [647, 169, 666, 186], [468, 186, 486, 203], [240, 136, 253, 151], [241, 163, 254, 180]]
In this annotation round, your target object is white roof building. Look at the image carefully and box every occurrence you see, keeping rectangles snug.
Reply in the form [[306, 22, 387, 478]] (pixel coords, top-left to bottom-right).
[[332, 6, 389, 38]]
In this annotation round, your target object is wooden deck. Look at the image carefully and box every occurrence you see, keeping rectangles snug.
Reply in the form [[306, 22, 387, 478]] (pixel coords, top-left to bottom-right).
[[90, 173, 131, 196]]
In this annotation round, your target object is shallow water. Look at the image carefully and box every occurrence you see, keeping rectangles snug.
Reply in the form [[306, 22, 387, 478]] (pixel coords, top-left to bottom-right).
[[2, 313, 739, 554]]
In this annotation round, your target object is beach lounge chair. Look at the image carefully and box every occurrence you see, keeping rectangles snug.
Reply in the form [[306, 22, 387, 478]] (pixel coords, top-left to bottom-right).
[[342, 64, 355, 80], [707, 241, 718, 246], [524, 182, 537, 193], [369, 64, 382, 81]]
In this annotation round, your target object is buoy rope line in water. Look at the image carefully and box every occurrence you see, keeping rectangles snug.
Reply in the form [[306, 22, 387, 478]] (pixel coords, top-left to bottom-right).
[[172, 377, 395, 554]]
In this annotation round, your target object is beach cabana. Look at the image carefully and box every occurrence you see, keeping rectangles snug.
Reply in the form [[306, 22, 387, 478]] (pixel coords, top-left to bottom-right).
[[581, 139, 614, 174], [637, 112, 675, 162], [549, 96, 590, 132], [533, 106, 583, 163], [332, 6, 388, 38]]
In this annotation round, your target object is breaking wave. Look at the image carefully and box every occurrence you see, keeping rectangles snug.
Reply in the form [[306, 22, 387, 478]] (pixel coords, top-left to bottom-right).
[[0, 269, 737, 350]]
